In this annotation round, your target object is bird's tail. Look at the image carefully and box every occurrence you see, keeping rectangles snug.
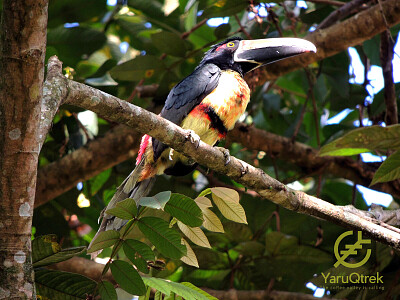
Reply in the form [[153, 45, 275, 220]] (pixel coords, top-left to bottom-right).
[[88, 157, 156, 258]]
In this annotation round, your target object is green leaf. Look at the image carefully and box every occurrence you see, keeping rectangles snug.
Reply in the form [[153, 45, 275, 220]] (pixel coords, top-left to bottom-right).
[[371, 150, 400, 185], [47, 26, 107, 66], [151, 32, 190, 57], [214, 23, 231, 39], [106, 198, 138, 220], [164, 194, 203, 227], [198, 188, 211, 198], [123, 239, 155, 274], [138, 217, 186, 259], [87, 230, 120, 253], [110, 55, 165, 81], [139, 191, 172, 210], [90, 169, 111, 196], [32, 235, 85, 267], [177, 221, 211, 248], [48, 0, 107, 28], [110, 260, 146, 296], [98, 281, 117, 300], [319, 125, 400, 156], [35, 269, 96, 299], [211, 194, 247, 224]]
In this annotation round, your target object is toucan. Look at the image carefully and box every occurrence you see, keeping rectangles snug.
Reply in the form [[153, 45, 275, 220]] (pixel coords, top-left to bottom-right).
[[89, 37, 316, 253]]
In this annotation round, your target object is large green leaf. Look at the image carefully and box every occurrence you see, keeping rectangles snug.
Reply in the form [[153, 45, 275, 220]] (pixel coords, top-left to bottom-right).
[[87, 230, 120, 253], [35, 269, 96, 300], [123, 239, 155, 274], [138, 217, 186, 259], [371, 150, 400, 185], [151, 31, 190, 57], [32, 235, 85, 268], [48, 0, 107, 28], [47, 26, 107, 66], [110, 55, 165, 81], [319, 125, 400, 156], [164, 194, 203, 227], [110, 260, 146, 296]]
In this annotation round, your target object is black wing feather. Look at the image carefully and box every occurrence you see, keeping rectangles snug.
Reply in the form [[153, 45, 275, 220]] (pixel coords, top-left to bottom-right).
[[152, 64, 221, 160]]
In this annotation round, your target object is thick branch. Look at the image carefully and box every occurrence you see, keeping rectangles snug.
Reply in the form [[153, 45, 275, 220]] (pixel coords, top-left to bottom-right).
[[228, 123, 400, 199], [45, 56, 400, 251], [0, 1, 48, 299], [316, 0, 367, 30]]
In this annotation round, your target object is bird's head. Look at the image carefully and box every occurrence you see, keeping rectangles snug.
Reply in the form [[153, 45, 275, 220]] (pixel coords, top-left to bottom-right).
[[200, 37, 316, 75]]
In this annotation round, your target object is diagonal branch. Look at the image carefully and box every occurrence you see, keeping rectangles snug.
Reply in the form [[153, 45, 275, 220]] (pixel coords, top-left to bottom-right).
[[44, 56, 400, 251]]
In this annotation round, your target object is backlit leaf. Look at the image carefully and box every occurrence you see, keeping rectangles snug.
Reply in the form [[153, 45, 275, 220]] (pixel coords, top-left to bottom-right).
[[319, 125, 400, 156], [371, 150, 400, 185], [177, 221, 211, 248], [211, 194, 247, 224], [181, 238, 199, 268]]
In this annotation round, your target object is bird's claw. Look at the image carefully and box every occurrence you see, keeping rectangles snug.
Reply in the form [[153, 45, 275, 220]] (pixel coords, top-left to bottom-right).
[[216, 147, 231, 166], [185, 129, 200, 148], [239, 161, 248, 176]]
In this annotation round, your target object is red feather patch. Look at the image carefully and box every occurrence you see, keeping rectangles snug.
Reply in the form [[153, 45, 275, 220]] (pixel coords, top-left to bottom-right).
[[136, 134, 151, 165]]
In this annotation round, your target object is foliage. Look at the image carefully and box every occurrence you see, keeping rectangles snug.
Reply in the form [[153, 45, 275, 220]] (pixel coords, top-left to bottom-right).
[[33, 0, 400, 299]]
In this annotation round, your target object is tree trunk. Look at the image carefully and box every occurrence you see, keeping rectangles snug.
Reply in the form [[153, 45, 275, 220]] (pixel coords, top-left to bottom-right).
[[0, 1, 48, 299]]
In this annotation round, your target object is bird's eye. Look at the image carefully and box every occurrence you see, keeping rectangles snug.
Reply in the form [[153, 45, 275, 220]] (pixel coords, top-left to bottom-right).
[[227, 42, 235, 47]]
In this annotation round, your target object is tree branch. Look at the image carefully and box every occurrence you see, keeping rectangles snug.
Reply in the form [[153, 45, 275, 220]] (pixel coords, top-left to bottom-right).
[[255, 0, 400, 82], [316, 0, 368, 30], [228, 123, 400, 199], [44, 56, 400, 251]]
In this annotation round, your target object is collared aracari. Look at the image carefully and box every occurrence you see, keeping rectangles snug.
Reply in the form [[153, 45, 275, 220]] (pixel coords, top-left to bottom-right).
[[90, 37, 316, 251]]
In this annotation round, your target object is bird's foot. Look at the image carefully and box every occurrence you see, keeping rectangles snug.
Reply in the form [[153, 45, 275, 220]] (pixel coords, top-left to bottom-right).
[[185, 129, 201, 148], [216, 147, 231, 166]]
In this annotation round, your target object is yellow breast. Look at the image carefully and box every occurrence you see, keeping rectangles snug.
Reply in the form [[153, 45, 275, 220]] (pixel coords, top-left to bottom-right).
[[201, 70, 250, 130]]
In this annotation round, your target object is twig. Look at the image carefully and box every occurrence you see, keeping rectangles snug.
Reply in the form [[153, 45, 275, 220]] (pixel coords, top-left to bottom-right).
[[380, 29, 398, 125], [307, 0, 346, 7], [181, 18, 208, 39], [317, 0, 367, 30], [234, 14, 252, 39]]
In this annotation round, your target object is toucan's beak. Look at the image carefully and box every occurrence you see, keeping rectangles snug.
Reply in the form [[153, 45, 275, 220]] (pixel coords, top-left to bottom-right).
[[234, 38, 316, 72]]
